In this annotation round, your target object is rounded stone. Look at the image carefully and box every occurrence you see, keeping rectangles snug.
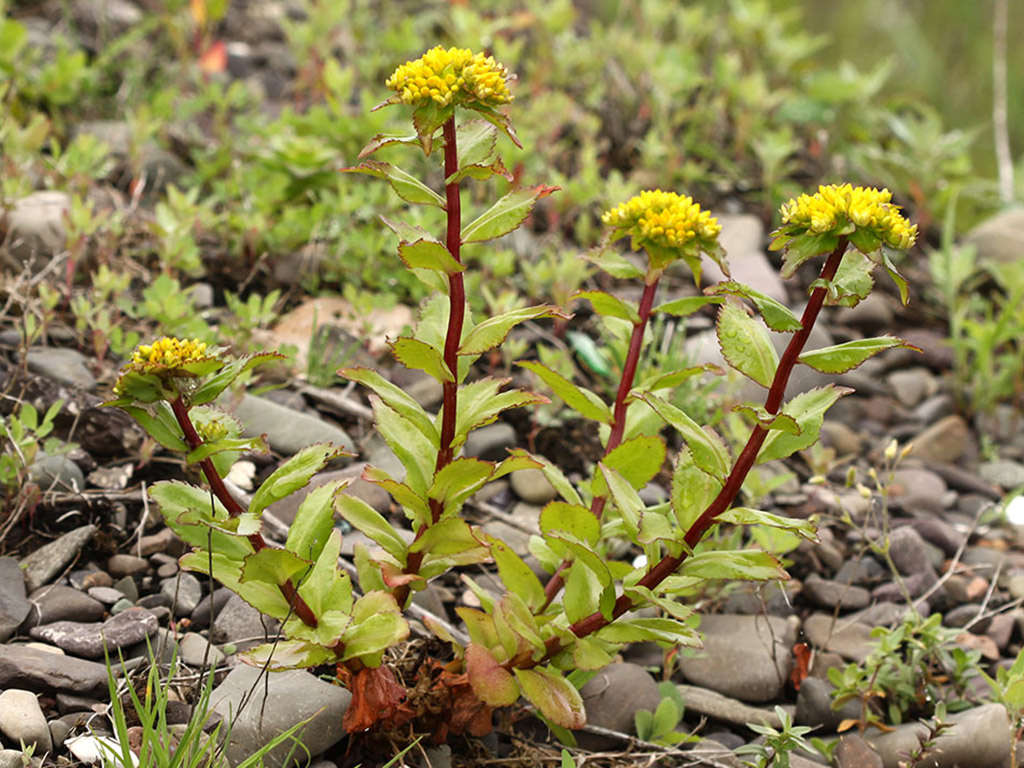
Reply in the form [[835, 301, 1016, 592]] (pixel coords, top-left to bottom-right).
[[509, 469, 558, 505], [580, 663, 661, 736]]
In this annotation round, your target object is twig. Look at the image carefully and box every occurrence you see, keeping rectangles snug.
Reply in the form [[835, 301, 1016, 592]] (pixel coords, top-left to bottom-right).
[[298, 382, 374, 422], [993, 0, 1014, 204]]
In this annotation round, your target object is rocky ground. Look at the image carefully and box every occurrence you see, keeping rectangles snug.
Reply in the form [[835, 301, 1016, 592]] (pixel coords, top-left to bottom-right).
[[3, 206, 1024, 768]]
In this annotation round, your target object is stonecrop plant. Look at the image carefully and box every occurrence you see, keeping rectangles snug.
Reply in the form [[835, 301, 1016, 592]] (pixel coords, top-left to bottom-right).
[[109, 46, 918, 741]]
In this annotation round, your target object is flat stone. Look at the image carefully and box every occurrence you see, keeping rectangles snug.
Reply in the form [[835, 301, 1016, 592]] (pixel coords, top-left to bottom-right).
[[26, 347, 96, 390], [835, 733, 883, 768], [210, 664, 349, 768], [209, 593, 276, 649], [0, 689, 52, 753], [509, 469, 558, 505], [0, 644, 109, 695], [980, 460, 1024, 490], [888, 469, 947, 514], [190, 588, 232, 630], [679, 614, 794, 703], [908, 415, 971, 464], [834, 292, 894, 332], [580, 662, 661, 737], [0, 750, 26, 768], [699, 213, 786, 303], [107, 554, 149, 577], [178, 632, 225, 667], [905, 517, 966, 557], [27, 454, 86, 493], [866, 702, 1010, 768], [231, 393, 353, 458], [25, 585, 105, 627], [87, 586, 125, 606], [964, 206, 1024, 266], [795, 676, 861, 731], [480, 502, 540, 555], [0, 557, 30, 642], [676, 684, 786, 729], [464, 422, 517, 461], [887, 525, 935, 575], [159, 572, 203, 616], [19, 524, 96, 592], [802, 574, 871, 611], [29, 607, 158, 659], [3, 191, 70, 272], [804, 613, 875, 662]]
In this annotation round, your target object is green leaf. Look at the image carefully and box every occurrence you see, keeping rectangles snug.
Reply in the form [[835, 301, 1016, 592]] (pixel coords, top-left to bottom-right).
[[634, 363, 723, 393], [286, 480, 344, 562], [408, 517, 482, 556], [539, 502, 600, 547], [459, 305, 559, 356], [428, 458, 495, 514], [457, 607, 501, 654], [514, 668, 586, 730], [518, 361, 611, 423], [812, 249, 874, 307], [240, 548, 311, 587], [572, 637, 615, 670], [716, 303, 778, 388], [490, 537, 545, 612], [591, 435, 665, 497], [778, 232, 839, 278], [567, 331, 614, 378], [654, 295, 725, 317], [453, 379, 545, 449], [335, 493, 408, 564], [623, 585, 696, 623], [598, 463, 643, 539], [637, 393, 730, 480], [370, 397, 436, 497], [186, 436, 266, 465], [882, 250, 910, 305], [564, 558, 606, 624], [341, 160, 446, 208], [682, 549, 785, 581], [391, 337, 453, 383], [515, 450, 583, 506], [717, 507, 818, 541], [448, 120, 512, 184], [671, 451, 722, 531], [799, 336, 911, 374], [468, 103, 522, 149], [241, 640, 337, 670], [340, 367, 439, 445], [707, 281, 803, 332], [732, 404, 801, 434], [462, 185, 559, 244], [398, 238, 464, 274], [296, 529, 352, 618], [411, 101, 453, 154], [356, 131, 421, 159], [596, 617, 701, 646], [637, 504, 678, 545], [119, 403, 187, 452], [495, 592, 544, 655], [757, 385, 853, 463], [248, 443, 341, 518], [362, 466, 430, 525], [339, 608, 409, 664], [466, 644, 520, 706], [151, 481, 252, 560], [180, 550, 290, 619], [573, 290, 640, 324], [584, 249, 645, 280]]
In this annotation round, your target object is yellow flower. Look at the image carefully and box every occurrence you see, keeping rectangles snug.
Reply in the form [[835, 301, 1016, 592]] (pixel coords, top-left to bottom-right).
[[604, 190, 721, 250], [779, 184, 917, 250], [130, 337, 210, 369], [385, 46, 512, 109]]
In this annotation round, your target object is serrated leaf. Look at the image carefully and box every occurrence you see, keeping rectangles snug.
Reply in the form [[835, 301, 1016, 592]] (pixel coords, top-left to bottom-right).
[[457, 607, 501, 653], [151, 481, 252, 560], [453, 378, 545, 449], [339, 610, 409, 664], [408, 517, 482, 556], [564, 558, 606, 624], [779, 232, 839, 278], [598, 463, 643, 538], [240, 548, 311, 587], [717, 507, 818, 541], [296, 529, 351, 618], [466, 644, 520, 706], [490, 537, 545, 612], [732, 404, 801, 434], [119, 403, 187, 452], [634, 363, 723, 393], [572, 637, 615, 670], [539, 501, 600, 547], [518, 361, 611, 423], [596, 617, 701, 646], [573, 290, 640, 324], [469, 103, 522, 148], [180, 550, 291, 619], [341, 160, 446, 207], [671, 451, 723, 531], [186, 436, 265, 465], [584, 248, 645, 279], [340, 367, 439, 445], [638, 393, 730, 480], [813, 249, 875, 307], [459, 305, 559, 355], [429, 458, 495, 514], [682, 549, 786, 581], [637, 504, 678, 545], [495, 592, 544, 655], [356, 131, 421, 159], [515, 450, 583, 506], [286, 480, 344, 562], [391, 337, 453, 383], [241, 639, 337, 670], [591, 435, 666, 497], [653, 295, 724, 317], [462, 186, 558, 243], [335, 493, 408, 564], [623, 585, 696, 623], [799, 336, 911, 374], [411, 101, 453, 154], [398, 238, 464, 274], [882, 250, 910, 305], [362, 466, 430, 525], [249, 443, 341, 517], [514, 668, 586, 730], [717, 303, 778, 388], [757, 385, 853, 463], [707, 281, 802, 332]]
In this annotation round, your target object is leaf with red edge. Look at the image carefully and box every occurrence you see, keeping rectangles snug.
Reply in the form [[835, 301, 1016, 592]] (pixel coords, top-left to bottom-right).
[[466, 644, 520, 706], [514, 667, 586, 729], [462, 185, 559, 244]]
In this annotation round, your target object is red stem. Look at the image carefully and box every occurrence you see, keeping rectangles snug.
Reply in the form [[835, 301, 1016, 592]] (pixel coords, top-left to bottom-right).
[[531, 238, 848, 662], [539, 276, 661, 609], [170, 397, 319, 628], [394, 117, 463, 607]]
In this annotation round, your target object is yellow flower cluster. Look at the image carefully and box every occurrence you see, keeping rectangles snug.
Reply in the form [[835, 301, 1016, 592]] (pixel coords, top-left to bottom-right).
[[386, 46, 512, 109], [780, 184, 917, 249], [603, 190, 721, 251], [131, 337, 209, 369]]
